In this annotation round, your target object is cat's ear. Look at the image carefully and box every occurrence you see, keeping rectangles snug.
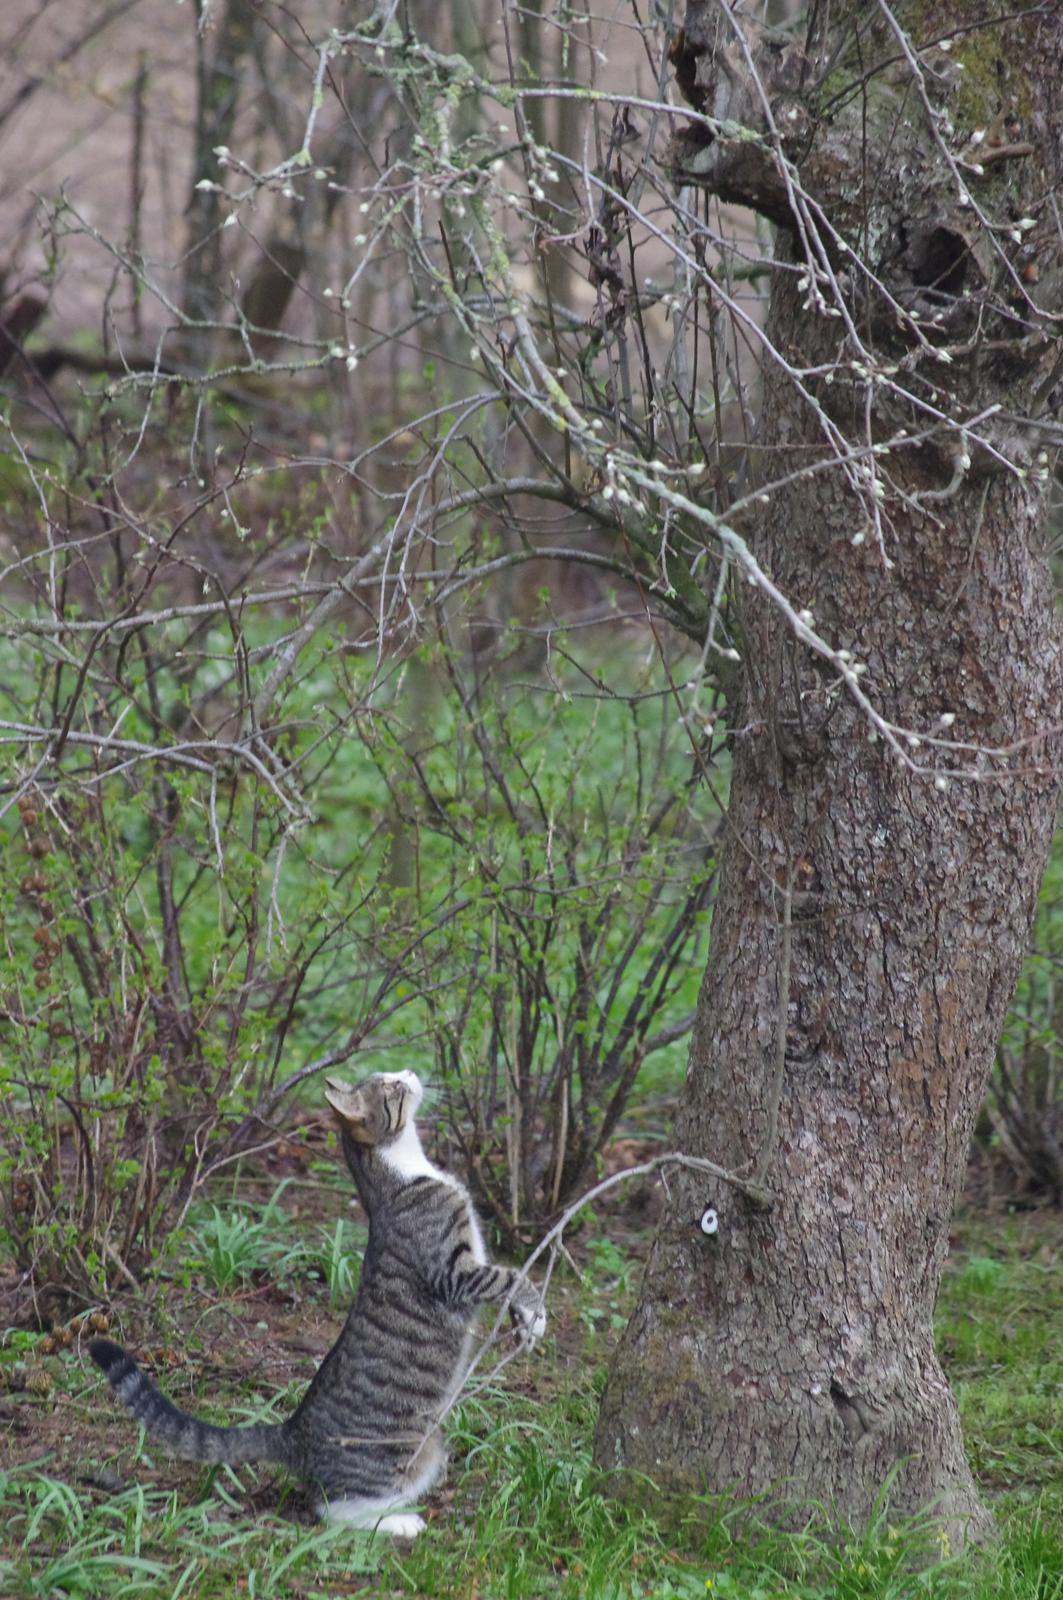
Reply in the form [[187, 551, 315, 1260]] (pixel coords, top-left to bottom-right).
[[324, 1079, 374, 1143]]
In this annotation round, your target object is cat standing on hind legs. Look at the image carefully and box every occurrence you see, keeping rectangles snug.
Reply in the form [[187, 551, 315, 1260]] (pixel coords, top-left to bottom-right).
[[91, 1070, 546, 1538]]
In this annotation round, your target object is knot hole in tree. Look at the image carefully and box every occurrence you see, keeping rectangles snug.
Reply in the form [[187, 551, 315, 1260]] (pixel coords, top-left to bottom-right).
[[909, 227, 970, 297]]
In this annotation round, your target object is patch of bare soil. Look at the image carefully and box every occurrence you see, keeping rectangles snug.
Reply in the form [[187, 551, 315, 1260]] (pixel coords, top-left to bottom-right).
[[0, 1131, 631, 1518], [0, 1271, 603, 1541]]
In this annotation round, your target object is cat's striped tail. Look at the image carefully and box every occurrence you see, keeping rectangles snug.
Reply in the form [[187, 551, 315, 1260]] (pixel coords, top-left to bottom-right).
[[90, 1338, 289, 1466]]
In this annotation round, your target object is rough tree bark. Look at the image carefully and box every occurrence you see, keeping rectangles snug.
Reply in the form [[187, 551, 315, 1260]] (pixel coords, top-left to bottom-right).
[[595, 1, 1062, 1544]]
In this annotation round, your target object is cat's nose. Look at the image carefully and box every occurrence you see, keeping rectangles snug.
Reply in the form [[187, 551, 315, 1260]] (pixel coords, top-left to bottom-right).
[[399, 1070, 423, 1094]]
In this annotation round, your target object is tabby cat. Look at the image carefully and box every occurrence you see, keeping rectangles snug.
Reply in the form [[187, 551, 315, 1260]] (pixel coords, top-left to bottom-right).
[[91, 1070, 546, 1537]]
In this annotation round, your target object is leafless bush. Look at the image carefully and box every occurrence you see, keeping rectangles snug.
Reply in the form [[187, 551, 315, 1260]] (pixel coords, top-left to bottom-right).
[[380, 640, 718, 1244]]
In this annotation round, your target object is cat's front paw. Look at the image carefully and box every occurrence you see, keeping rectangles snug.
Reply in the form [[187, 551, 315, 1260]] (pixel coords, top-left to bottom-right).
[[511, 1300, 547, 1347]]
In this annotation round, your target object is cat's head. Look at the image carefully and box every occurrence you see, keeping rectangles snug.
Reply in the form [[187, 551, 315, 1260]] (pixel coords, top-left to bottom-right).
[[324, 1069, 424, 1148]]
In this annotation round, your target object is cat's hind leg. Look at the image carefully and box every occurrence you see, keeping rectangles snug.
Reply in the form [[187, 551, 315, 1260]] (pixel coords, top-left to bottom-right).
[[318, 1437, 443, 1538], [318, 1495, 426, 1538]]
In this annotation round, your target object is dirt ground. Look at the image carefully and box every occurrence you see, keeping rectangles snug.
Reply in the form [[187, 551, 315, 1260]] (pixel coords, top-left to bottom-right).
[[0, 1119, 664, 1525], [1, 1113, 1049, 1513]]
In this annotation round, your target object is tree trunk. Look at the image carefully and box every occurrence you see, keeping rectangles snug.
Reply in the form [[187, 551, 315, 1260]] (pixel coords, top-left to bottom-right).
[[596, 1, 1063, 1546], [182, 0, 256, 367]]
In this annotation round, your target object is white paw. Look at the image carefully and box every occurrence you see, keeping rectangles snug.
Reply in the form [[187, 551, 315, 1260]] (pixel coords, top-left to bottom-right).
[[375, 1512, 426, 1539], [513, 1301, 547, 1346], [319, 1498, 427, 1538]]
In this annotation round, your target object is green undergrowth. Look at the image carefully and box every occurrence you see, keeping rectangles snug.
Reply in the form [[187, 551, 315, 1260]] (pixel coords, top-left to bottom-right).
[[1, 1209, 1059, 1599], [180, 1177, 365, 1309], [0, 617, 717, 1295], [936, 1218, 1062, 1513]]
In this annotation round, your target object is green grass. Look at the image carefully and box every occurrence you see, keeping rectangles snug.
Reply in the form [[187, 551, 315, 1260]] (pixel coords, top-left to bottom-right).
[[1, 1433, 1058, 1600], [1, 1211, 1059, 1599], [177, 1179, 365, 1307], [937, 1221, 1063, 1511], [0, 1474, 387, 1598]]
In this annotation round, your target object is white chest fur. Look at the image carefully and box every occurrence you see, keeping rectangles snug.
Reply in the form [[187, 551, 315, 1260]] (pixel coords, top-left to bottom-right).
[[380, 1124, 487, 1265]]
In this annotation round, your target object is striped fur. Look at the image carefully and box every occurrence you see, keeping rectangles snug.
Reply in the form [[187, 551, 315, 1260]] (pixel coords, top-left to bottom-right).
[[91, 1070, 545, 1536], [87, 1339, 284, 1464]]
